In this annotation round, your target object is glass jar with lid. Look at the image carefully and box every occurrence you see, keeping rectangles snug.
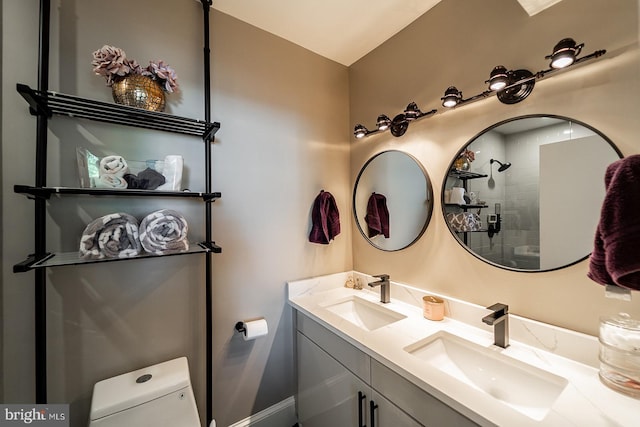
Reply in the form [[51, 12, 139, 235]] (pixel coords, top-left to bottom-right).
[[599, 313, 640, 398]]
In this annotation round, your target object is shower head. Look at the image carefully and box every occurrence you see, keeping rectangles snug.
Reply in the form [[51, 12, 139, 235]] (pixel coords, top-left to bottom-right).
[[490, 159, 511, 172]]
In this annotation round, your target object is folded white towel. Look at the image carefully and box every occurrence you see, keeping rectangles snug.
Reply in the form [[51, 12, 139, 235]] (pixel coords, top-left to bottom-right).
[[95, 174, 128, 189], [156, 155, 184, 191], [99, 155, 129, 177], [79, 213, 141, 259], [139, 209, 189, 255]]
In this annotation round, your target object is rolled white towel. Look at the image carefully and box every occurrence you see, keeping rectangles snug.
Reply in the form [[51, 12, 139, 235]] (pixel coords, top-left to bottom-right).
[[99, 155, 129, 177], [95, 174, 128, 189], [79, 213, 142, 259], [139, 209, 189, 255]]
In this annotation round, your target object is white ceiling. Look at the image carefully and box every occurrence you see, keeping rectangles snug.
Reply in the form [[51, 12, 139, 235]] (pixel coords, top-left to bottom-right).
[[211, 0, 563, 66]]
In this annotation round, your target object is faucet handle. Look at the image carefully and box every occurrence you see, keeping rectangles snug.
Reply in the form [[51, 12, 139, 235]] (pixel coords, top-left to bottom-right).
[[486, 303, 508, 314], [373, 274, 389, 281]]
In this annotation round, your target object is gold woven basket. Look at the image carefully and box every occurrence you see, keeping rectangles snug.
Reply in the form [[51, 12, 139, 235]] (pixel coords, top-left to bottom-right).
[[111, 74, 165, 112]]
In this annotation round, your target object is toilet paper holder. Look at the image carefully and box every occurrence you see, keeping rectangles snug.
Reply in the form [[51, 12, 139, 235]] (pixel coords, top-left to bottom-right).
[[234, 318, 269, 341], [234, 321, 247, 334]]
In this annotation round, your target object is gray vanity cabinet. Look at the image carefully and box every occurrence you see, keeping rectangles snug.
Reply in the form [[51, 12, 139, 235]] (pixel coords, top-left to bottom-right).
[[297, 332, 370, 426], [295, 311, 476, 427], [296, 315, 419, 427]]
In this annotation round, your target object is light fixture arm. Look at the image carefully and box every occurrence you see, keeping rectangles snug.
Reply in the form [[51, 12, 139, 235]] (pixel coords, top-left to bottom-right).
[[455, 90, 493, 107]]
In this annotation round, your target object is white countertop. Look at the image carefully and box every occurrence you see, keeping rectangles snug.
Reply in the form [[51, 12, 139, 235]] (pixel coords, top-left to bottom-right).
[[287, 271, 640, 427]]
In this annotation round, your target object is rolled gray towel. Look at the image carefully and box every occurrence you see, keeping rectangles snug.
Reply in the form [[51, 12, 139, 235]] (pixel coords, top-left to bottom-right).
[[139, 209, 189, 255], [79, 213, 142, 259]]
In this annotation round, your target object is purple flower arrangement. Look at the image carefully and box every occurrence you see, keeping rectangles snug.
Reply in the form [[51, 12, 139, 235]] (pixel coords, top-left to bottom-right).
[[92, 45, 179, 93]]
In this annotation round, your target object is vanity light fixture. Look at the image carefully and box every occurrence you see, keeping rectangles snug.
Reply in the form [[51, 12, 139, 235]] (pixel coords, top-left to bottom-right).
[[390, 102, 437, 136], [494, 69, 536, 104], [440, 37, 605, 109], [403, 102, 421, 120], [441, 86, 463, 108], [354, 37, 605, 138], [546, 38, 584, 69], [355, 102, 437, 139], [403, 102, 437, 121], [354, 114, 394, 138], [354, 124, 369, 138], [376, 114, 392, 131], [487, 66, 510, 91]]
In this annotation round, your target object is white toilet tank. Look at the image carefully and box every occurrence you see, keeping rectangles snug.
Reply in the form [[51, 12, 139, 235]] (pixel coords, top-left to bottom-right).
[[88, 357, 201, 427]]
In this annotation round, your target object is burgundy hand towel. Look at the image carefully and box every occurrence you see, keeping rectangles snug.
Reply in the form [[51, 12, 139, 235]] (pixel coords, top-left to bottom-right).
[[588, 155, 640, 291], [365, 192, 390, 238], [309, 190, 341, 244]]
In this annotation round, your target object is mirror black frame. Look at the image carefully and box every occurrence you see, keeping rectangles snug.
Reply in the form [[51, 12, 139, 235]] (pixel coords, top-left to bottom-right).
[[354, 150, 434, 251], [442, 114, 623, 272]]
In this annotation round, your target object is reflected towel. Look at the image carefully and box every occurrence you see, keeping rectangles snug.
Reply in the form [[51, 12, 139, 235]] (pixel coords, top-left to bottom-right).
[[365, 192, 390, 238], [588, 155, 640, 291], [139, 209, 189, 255], [309, 190, 341, 244], [79, 213, 141, 259], [99, 155, 129, 177]]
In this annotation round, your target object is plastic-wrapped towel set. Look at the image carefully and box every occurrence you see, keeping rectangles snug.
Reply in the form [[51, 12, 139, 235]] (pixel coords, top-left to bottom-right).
[[77, 148, 184, 191], [79, 209, 189, 260]]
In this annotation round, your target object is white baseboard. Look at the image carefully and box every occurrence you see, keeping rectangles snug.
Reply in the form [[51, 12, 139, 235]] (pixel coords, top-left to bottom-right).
[[227, 396, 297, 427]]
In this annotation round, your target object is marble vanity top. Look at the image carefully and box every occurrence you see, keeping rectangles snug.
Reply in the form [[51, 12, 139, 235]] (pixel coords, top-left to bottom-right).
[[287, 271, 639, 427]]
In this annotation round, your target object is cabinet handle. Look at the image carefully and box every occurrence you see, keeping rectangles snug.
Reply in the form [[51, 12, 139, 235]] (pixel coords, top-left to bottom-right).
[[358, 391, 366, 427], [369, 400, 378, 427]]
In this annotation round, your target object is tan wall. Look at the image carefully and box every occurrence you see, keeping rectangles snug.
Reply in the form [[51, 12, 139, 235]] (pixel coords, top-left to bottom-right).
[[350, 0, 640, 336], [2, 1, 351, 426], [209, 10, 352, 427]]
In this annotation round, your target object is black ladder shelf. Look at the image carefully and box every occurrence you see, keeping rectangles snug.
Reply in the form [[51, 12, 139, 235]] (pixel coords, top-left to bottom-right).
[[16, 1, 218, 425]]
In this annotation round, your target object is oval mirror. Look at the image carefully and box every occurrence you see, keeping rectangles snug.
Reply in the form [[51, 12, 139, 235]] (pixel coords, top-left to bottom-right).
[[443, 115, 622, 272], [354, 150, 433, 251]]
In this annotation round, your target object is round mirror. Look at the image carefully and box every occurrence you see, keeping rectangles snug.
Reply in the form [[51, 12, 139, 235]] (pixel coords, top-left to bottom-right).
[[443, 115, 622, 272], [354, 150, 433, 251]]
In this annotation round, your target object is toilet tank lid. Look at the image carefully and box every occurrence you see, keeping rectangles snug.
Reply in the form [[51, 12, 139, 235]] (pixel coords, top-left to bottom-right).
[[90, 357, 193, 420]]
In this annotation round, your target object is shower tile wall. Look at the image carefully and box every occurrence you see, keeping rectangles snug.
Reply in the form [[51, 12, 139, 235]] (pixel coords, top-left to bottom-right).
[[503, 131, 542, 269]]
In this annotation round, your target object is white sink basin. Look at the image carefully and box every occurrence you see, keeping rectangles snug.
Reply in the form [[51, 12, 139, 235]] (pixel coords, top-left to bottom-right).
[[404, 331, 568, 421], [321, 296, 407, 331]]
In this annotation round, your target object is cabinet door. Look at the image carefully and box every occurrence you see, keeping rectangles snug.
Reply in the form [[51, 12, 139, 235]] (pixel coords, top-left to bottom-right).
[[296, 311, 370, 383], [297, 332, 369, 427], [370, 390, 423, 427], [371, 359, 479, 427]]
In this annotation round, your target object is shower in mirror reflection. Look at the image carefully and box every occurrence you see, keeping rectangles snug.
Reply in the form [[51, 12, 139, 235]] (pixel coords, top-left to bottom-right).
[[490, 158, 512, 172], [488, 158, 511, 189], [442, 115, 623, 272]]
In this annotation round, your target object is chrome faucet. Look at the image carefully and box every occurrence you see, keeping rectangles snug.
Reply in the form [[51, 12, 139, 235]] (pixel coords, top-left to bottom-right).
[[482, 303, 509, 348], [368, 274, 390, 303]]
